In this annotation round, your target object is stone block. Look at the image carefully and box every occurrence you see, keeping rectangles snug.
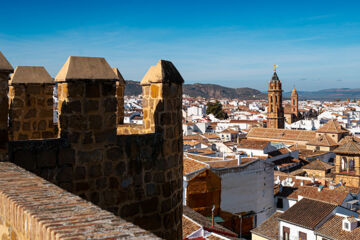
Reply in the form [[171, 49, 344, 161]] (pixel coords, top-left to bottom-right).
[[120, 203, 140, 218], [22, 121, 30, 131], [78, 150, 102, 164], [106, 147, 123, 161], [74, 166, 86, 180], [38, 120, 47, 130], [88, 164, 102, 178], [104, 190, 118, 205], [141, 197, 159, 214], [42, 131, 54, 139], [27, 85, 41, 94], [13, 151, 37, 171], [12, 98, 24, 108], [37, 150, 57, 168], [134, 214, 161, 231], [75, 181, 90, 192], [102, 81, 116, 96], [39, 109, 53, 118], [56, 166, 73, 182], [103, 161, 112, 176], [96, 177, 107, 189], [67, 82, 84, 97], [58, 148, 75, 166], [109, 177, 119, 188], [85, 100, 99, 113], [24, 108, 37, 119], [104, 97, 117, 113], [86, 82, 100, 98], [89, 115, 102, 130]]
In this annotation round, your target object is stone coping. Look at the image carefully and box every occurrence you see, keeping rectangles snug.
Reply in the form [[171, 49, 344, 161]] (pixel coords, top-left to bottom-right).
[[0, 162, 160, 240]]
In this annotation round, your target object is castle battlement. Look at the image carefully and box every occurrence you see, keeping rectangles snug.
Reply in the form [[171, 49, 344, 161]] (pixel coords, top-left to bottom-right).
[[0, 52, 184, 239]]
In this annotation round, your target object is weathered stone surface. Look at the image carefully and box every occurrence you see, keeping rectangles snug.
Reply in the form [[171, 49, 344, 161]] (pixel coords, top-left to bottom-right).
[[59, 148, 75, 165], [78, 150, 102, 164]]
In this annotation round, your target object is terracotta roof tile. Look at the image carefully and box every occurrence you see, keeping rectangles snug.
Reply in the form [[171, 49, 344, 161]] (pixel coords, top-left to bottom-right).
[[307, 134, 338, 147], [247, 128, 316, 142], [251, 212, 282, 240], [316, 215, 360, 240], [335, 139, 360, 154], [279, 198, 336, 229], [183, 206, 237, 237], [237, 139, 270, 150], [287, 186, 348, 205], [317, 120, 348, 134], [183, 158, 209, 175], [182, 215, 201, 238], [303, 160, 334, 171]]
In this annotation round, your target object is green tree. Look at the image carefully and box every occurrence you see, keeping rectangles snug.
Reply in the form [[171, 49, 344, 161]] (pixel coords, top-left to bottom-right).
[[206, 101, 228, 119]]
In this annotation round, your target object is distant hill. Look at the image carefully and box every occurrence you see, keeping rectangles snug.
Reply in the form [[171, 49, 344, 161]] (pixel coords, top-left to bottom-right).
[[125, 81, 360, 100], [283, 88, 360, 100], [124, 81, 266, 99]]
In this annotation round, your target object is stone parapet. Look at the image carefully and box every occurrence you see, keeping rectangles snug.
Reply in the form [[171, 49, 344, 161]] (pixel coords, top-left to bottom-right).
[[5, 56, 184, 239], [0, 162, 159, 240], [0, 52, 13, 161]]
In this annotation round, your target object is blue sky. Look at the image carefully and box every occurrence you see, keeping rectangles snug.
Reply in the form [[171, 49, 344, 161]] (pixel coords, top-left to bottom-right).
[[1, 0, 360, 91]]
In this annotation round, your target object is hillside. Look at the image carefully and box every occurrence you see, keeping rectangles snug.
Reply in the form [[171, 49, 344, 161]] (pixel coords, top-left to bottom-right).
[[283, 88, 360, 100], [124, 81, 266, 99]]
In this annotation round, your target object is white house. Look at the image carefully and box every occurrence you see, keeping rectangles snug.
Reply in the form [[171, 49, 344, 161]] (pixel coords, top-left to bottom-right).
[[213, 159, 275, 226]]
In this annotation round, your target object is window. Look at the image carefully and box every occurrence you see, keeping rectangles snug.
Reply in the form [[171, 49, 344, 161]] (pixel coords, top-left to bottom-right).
[[277, 198, 283, 209], [349, 159, 354, 171], [344, 222, 349, 230], [299, 231, 307, 240], [341, 157, 348, 171], [283, 226, 290, 240]]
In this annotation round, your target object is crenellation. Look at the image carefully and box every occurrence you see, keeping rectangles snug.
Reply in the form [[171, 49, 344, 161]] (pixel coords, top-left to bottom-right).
[[9, 66, 56, 141], [0, 52, 184, 239]]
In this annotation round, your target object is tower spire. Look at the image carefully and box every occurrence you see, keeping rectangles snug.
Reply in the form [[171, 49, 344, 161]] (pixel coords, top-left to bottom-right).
[[267, 68, 284, 129]]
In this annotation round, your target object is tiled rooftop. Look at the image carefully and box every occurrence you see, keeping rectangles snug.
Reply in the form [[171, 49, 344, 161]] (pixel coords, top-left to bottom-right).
[[247, 128, 316, 142], [237, 139, 270, 150], [316, 215, 360, 240], [251, 211, 282, 240], [278, 198, 336, 229], [183, 157, 209, 175], [287, 186, 349, 205]]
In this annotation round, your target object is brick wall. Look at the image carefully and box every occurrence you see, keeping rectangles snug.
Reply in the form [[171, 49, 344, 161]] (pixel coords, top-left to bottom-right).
[[4, 55, 184, 239], [0, 162, 160, 240]]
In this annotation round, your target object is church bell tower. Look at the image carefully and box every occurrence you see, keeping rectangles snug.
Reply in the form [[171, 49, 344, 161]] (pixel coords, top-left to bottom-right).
[[267, 66, 285, 129]]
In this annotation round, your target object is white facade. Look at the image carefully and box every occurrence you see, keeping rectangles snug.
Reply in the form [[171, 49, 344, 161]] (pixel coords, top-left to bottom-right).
[[187, 105, 206, 117], [279, 221, 316, 240], [214, 160, 275, 226]]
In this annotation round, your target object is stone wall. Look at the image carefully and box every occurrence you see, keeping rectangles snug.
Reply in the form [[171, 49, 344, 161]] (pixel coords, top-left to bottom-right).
[[4, 55, 184, 239], [0, 52, 13, 161], [0, 162, 160, 240], [9, 83, 55, 140]]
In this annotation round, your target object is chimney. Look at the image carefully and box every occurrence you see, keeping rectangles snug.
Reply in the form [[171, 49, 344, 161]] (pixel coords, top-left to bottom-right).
[[236, 154, 242, 166], [343, 216, 358, 231], [211, 205, 215, 227]]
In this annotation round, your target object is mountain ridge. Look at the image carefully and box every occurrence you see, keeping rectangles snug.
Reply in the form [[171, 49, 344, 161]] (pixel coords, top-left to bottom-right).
[[124, 80, 360, 100]]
